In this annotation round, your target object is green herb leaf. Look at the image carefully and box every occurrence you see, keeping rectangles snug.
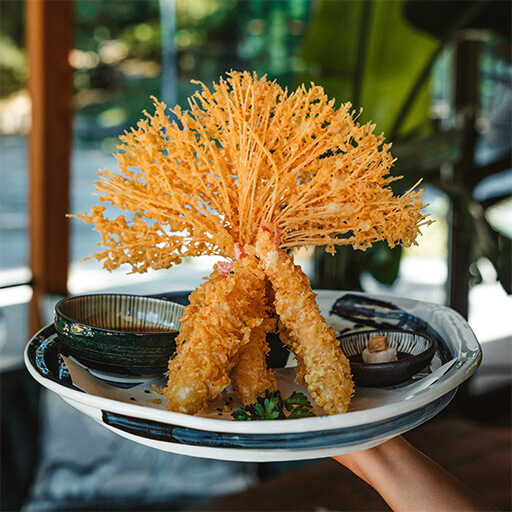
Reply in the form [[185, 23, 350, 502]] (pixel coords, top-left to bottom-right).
[[231, 408, 251, 421], [231, 389, 315, 421], [287, 405, 316, 419], [284, 391, 314, 409]]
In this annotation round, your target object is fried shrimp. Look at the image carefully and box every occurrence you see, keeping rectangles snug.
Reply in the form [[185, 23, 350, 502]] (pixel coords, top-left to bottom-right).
[[277, 320, 307, 387], [256, 225, 354, 415], [229, 247, 278, 405], [176, 268, 225, 346], [164, 254, 271, 414], [229, 316, 278, 405]]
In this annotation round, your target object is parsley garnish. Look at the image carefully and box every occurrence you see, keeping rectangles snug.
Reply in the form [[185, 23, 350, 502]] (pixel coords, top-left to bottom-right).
[[231, 390, 315, 421]]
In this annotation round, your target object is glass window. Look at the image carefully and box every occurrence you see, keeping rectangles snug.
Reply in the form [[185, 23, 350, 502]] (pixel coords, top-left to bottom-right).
[[0, 0, 31, 370]]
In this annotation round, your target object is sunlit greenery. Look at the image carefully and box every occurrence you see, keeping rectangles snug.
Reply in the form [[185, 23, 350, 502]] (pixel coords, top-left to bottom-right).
[[1, 0, 311, 137]]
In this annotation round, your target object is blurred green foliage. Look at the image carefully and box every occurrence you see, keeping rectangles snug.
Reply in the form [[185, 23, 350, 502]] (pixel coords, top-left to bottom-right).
[[0, 33, 27, 98], [1, 0, 310, 134], [0, 0, 26, 98], [304, 0, 511, 298], [296, 0, 437, 138], [72, 0, 310, 136], [301, 0, 438, 290]]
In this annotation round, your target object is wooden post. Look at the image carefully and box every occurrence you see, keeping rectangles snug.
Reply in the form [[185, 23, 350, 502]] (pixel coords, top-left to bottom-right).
[[446, 36, 480, 320], [27, 0, 73, 334]]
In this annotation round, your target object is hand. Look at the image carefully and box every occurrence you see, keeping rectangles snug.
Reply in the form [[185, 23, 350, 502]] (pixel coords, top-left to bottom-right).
[[333, 436, 498, 511]]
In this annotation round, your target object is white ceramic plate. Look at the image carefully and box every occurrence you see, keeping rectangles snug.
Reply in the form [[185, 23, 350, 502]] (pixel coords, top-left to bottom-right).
[[25, 291, 481, 462]]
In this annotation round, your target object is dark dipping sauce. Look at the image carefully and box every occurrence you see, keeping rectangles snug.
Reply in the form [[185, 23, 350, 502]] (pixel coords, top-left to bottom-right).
[[82, 315, 176, 333]]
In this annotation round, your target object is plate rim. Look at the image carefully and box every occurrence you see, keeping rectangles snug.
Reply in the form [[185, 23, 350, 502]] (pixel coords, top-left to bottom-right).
[[24, 290, 481, 435]]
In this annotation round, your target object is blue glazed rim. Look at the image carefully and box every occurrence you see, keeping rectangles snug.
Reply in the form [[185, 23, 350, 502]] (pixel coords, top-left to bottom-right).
[[101, 390, 456, 450], [29, 323, 79, 390]]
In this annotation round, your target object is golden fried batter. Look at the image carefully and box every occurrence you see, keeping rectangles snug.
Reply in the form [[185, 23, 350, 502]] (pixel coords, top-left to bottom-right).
[[256, 226, 354, 415], [74, 71, 428, 274], [229, 259, 278, 405], [164, 254, 272, 414], [277, 320, 307, 387], [229, 316, 278, 405]]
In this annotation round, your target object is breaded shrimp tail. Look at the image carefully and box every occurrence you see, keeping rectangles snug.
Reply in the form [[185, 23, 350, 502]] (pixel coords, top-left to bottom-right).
[[230, 316, 278, 405], [256, 225, 354, 415], [164, 255, 271, 414], [230, 250, 278, 404]]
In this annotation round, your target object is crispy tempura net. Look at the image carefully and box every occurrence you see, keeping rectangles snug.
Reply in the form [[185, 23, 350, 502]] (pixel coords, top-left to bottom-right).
[[74, 71, 428, 272]]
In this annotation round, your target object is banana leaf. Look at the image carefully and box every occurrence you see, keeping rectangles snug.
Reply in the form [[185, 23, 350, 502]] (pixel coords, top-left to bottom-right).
[[295, 0, 437, 139], [299, 0, 438, 289]]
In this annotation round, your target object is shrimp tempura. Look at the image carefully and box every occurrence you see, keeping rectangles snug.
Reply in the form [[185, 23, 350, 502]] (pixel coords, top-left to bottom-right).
[[256, 225, 354, 415], [229, 247, 278, 405], [229, 318, 278, 405], [164, 254, 272, 414]]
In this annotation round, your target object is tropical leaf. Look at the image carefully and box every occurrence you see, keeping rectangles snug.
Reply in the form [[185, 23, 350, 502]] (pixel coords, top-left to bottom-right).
[[295, 0, 437, 138]]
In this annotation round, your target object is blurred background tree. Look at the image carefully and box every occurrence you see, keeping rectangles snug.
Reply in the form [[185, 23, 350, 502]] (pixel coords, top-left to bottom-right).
[[1, 1, 311, 136]]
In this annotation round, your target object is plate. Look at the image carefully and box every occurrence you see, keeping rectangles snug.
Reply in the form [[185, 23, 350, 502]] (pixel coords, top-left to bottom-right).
[[25, 291, 481, 462]]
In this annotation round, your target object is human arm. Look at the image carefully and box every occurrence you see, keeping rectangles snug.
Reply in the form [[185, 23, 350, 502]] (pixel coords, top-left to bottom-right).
[[333, 435, 498, 511]]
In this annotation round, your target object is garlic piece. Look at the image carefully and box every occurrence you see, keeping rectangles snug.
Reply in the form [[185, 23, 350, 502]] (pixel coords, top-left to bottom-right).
[[361, 335, 398, 364]]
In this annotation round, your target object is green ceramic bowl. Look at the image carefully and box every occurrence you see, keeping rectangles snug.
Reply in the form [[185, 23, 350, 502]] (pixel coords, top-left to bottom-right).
[[54, 294, 185, 379]]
